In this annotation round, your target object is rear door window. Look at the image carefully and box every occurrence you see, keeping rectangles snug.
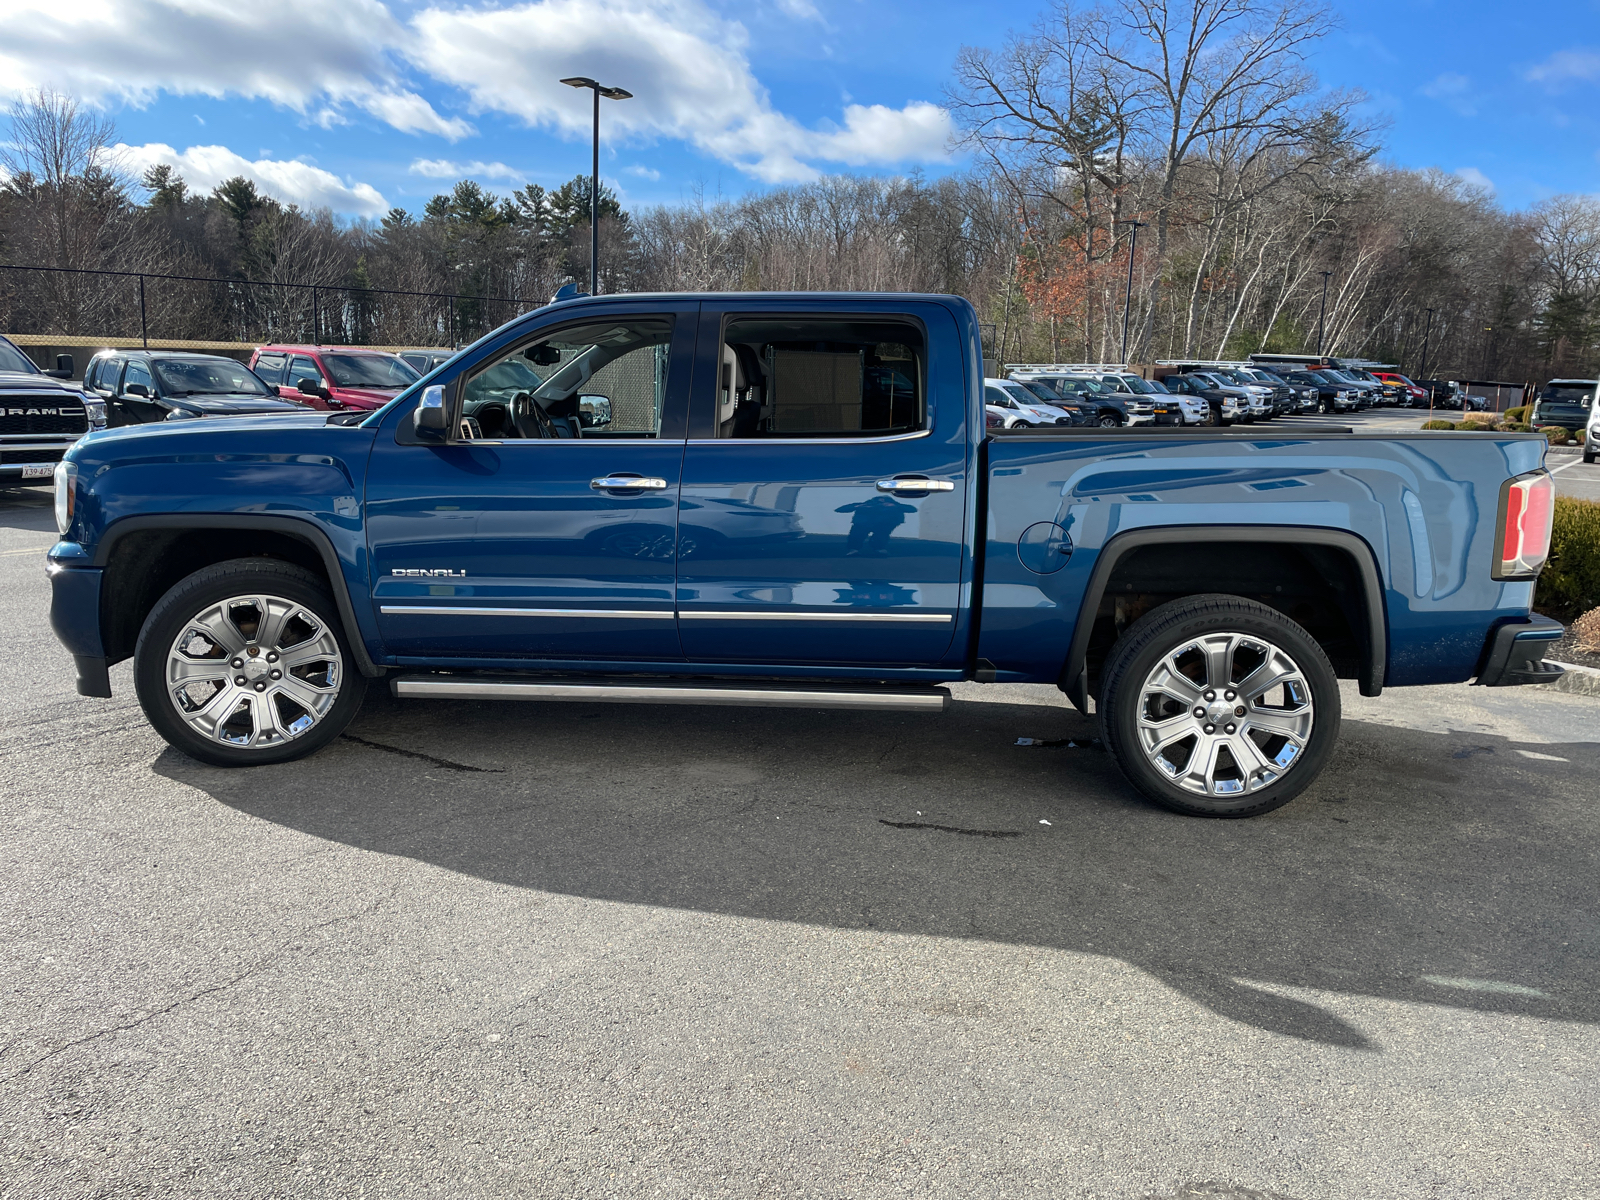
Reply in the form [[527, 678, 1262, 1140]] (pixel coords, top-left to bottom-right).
[[253, 353, 287, 386]]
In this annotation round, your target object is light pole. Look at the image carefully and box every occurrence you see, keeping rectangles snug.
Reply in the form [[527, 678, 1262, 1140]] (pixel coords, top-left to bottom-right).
[[560, 76, 633, 295], [1117, 219, 1146, 365], [1316, 270, 1333, 356]]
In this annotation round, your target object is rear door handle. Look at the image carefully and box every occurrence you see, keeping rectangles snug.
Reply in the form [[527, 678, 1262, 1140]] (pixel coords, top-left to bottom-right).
[[876, 477, 955, 493], [591, 474, 669, 491]]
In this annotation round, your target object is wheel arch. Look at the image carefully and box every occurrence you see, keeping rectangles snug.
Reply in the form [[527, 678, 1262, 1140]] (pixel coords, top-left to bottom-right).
[[1059, 526, 1387, 713], [93, 515, 383, 677]]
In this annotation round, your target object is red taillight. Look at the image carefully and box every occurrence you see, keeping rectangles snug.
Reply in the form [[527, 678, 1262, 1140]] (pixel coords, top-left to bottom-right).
[[1494, 471, 1555, 579]]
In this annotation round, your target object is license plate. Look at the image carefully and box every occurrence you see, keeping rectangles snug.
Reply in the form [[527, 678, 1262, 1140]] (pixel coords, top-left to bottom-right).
[[20, 465, 53, 479]]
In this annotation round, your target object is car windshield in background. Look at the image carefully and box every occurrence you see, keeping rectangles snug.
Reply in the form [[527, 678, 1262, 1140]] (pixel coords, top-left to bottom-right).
[[1016, 380, 1067, 404], [1541, 385, 1595, 405], [1120, 376, 1164, 394], [154, 359, 273, 397], [999, 382, 1046, 406], [0, 339, 39, 374], [322, 354, 420, 389]]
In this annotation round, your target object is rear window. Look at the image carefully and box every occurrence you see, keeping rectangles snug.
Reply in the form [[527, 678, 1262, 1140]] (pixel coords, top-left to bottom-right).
[[1541, 384, 1595, 405], [254, 352, 287, 386], [716, 316, 925, 438]]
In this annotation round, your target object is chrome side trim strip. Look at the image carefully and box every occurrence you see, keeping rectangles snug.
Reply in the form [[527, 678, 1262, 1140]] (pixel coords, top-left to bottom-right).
[[684, 428, 933, 446], [392, 676, 950, 712], [678, 610, 952, 623], [379, 606, 672, 619]]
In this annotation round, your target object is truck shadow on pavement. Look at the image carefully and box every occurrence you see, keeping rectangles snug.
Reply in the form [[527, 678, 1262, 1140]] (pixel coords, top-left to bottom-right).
[[155, 689, 1600, 1052]]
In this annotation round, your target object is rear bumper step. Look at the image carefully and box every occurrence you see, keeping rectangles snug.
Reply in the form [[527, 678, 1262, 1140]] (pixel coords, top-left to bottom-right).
[[390, 675, 950, 712]]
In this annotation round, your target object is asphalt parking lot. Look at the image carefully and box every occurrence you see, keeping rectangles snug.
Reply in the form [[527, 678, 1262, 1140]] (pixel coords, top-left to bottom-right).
[[2, 478, 1598, 1200]]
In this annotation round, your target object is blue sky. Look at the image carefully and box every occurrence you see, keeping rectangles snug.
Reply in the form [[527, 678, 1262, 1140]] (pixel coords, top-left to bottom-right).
[[1, 0, 1595, 217]]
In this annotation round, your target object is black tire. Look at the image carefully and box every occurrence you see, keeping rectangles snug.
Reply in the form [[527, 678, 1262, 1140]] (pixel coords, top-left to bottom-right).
[[1097, 594, 1341, 817], [1204, 405, 1221, 427], [134, 558, 369, 767], [1584, 448, 1595, 465], [1097, 413, 1120, 428]]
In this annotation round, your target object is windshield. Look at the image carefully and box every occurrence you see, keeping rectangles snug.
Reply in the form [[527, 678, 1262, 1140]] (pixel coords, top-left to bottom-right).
[[1118, 375, 1163, 394], [998, 381, 1047, 407], [1015, 380, 1068, 404], [154, 358, 274, 397], [0, 338, 40, 374], [1540, 384, 1595, 405], [322, 353, 420, 389]]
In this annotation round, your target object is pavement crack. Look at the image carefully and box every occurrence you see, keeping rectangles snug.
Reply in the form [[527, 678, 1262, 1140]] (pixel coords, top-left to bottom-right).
[[341, 733, 505, 773], [0, 888, 399, 1085], [879, 819, 1022, 839]]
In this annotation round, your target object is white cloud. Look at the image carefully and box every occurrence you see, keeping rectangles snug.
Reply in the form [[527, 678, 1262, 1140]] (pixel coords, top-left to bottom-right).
[[0, 0, 471, 140], [774, 0, 822, 20], [1420, 72, 1476, 116], [625, 164, 661, 180], [1526, 48, 1600, 89], [409, 158, 524, 180], [407, 0, 950, 182], [118, 142, 389, 215], [1454, 167, 1495, 195], [5, 0, 948, 182]]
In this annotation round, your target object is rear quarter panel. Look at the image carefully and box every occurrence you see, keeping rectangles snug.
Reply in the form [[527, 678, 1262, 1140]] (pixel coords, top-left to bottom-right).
[[978, 431, 1547, 686]]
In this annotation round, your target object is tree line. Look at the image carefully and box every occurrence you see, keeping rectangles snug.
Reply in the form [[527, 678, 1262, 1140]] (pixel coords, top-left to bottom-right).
[[1, 0, 1596, 382]]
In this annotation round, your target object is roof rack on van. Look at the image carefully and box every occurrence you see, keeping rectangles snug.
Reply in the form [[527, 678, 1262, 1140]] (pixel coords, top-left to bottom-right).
[[1155, 360, 1256, 369], [1004, 363, 1132, 373]]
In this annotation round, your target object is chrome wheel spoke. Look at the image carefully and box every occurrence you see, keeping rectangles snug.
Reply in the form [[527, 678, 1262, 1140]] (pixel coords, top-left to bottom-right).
[[1136, 629, 1315, 798], [165, 591, 343, 748]]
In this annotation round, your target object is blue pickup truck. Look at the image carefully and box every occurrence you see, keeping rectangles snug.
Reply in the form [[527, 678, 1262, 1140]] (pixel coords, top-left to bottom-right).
[[46, 293, 1564, 817]]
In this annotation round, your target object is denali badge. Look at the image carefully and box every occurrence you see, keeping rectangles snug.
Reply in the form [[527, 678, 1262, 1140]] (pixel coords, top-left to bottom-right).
[[391, 568, 468, 578]]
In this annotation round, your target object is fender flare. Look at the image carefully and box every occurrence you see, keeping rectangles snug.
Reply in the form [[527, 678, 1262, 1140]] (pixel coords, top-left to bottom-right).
[[1058, 525, 1387, 713], [94, 513, 384, 678]]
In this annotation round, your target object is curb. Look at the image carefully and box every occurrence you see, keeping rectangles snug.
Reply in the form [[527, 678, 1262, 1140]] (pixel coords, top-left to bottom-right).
[[1539, 660, 1600, 697]]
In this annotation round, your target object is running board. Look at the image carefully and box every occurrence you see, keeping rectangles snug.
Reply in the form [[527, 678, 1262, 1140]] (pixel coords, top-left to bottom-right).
[[390, 675, 950, 712]]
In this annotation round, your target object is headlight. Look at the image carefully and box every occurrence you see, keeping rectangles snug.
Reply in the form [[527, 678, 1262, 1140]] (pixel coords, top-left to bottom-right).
[[54, 460, 77, 536], [83, 399, 106, 428]]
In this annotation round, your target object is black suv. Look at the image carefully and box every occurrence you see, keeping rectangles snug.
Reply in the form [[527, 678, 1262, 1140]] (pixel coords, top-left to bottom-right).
[[84, 351, 311, 426]]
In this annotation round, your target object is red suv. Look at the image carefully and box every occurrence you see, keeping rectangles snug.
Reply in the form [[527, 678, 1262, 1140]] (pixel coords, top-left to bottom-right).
[[1368, 370, 1426, 406], [249, 345, 419, 412]]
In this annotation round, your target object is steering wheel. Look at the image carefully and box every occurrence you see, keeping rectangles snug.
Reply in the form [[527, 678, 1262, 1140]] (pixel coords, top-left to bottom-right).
[[510, 391, 555, 439]]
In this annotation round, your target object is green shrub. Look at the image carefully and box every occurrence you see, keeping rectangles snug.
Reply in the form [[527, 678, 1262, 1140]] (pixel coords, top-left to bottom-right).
[[1504, 422, 1531, 433], [1420, 419, 1455, 430], [1536, 498, 1600, 620], [1545, 427, 1570, 446], [1577, 428, 1588, 445], [1505, 405, 1529, 423]]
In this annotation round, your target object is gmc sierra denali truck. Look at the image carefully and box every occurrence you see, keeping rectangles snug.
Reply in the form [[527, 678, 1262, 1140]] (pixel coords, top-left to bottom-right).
[[46, 293, 1564, 817], [1, 334, 98, 484]]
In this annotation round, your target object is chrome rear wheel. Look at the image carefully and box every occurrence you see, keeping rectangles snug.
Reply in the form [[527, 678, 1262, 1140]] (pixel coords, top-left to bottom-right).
[[1134, 632, 1314, 797]]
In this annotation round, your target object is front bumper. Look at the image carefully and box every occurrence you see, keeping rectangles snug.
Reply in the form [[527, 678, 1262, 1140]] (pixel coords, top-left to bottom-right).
[[1475, 614, 1565, 687], [48, 562, 111, 697]]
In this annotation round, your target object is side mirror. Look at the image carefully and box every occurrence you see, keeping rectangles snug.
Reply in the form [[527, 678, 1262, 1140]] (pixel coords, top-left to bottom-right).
[[414, 385, 449, 435], [297, 378, 327, 398], [578, 394, 612, 428], [45, 354, 74, 379], [125, 383, 150, 398]]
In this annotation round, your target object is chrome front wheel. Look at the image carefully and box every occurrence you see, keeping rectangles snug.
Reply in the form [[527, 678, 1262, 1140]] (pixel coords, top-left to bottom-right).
[[135, 559, 367, 766], [164, 594, 345, 748]]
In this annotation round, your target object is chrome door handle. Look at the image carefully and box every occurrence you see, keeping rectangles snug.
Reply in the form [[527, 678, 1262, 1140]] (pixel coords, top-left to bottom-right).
[[876, 477, 955, 493], [591, 474, 669, 490]]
